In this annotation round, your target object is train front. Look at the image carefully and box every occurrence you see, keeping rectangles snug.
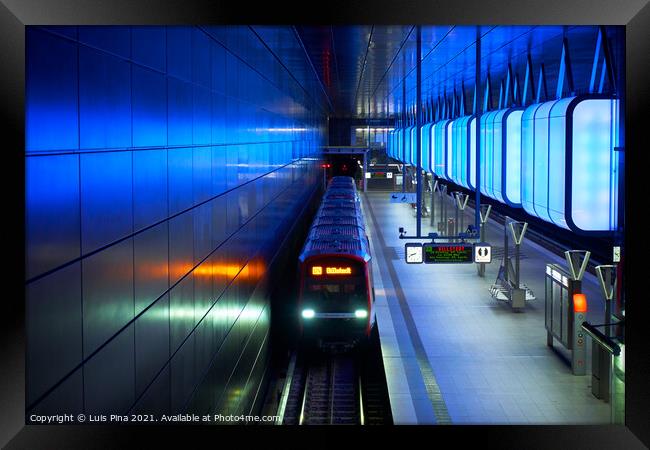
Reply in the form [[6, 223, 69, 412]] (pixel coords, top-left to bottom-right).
[[298, 255, 373, 347]]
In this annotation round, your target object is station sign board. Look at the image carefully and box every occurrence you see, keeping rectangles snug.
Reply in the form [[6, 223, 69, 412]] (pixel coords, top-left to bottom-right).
[[367, 171, 392, 179], [423, 243, 474, 264]]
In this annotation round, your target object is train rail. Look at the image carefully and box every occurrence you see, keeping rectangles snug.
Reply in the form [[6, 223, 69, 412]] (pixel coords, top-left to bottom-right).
[[277, 334, 392, 425]]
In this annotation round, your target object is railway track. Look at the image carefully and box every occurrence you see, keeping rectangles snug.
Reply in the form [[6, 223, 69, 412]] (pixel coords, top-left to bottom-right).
[[277, 344, 392, 425]]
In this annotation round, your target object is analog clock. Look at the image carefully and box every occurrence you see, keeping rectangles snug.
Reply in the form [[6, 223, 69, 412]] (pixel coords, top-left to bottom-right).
[[405, 243, 423, 264]]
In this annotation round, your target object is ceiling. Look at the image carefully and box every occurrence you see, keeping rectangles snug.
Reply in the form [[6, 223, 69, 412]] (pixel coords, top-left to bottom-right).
[[294, 25, 619, 119]]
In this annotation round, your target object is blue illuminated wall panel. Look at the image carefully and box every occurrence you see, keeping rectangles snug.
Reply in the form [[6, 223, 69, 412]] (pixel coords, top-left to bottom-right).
[[26, 28, 79, 152], [448, 115, 476, 189], [410, 126, 417, 165], [131, 26, 166, 73], [79, 47, 131, 149], [168, 78, 193, 145], [132, 66, 167, 147], [421, 123, 433, 172], [25, 154, 80, 279], [504, 110, 523, 206], [25, 25, 326, 418], [432, 120, 450, 180], [404, 126, 413, 164], [520, 95, 619, 232], [479, 109, 524, 207]]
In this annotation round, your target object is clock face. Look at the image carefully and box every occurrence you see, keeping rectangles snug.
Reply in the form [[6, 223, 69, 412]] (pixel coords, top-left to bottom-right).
[[405, 243, 423, 264]]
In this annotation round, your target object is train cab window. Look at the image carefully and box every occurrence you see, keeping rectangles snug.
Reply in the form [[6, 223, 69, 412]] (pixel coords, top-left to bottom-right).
[[305, 279, 367, 305], [308, 283, 341, 293]]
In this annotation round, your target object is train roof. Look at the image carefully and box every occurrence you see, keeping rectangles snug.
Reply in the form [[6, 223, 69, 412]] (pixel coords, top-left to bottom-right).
[[323, 189, 359, 200], [299, 235, 370, 262], [311, 215, 365, 229], [308, 224, 365, 239], [299, 176, 370, 263], [329, 176, 356, 184]]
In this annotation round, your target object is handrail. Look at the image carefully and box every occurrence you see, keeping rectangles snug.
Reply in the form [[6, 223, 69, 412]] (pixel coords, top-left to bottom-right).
[[581, 321, 622, 356]]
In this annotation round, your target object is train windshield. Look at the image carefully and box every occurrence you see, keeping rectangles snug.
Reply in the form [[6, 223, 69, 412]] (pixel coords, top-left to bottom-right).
[[303, 259, 368, 310]]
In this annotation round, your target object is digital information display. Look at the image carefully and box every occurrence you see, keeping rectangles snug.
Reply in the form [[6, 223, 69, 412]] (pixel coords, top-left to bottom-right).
[[311, 266, 353, 276], [423, 244, 474, 264]]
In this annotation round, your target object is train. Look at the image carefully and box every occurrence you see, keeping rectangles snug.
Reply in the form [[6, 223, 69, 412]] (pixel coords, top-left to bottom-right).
[[297, 176, 375, 348]]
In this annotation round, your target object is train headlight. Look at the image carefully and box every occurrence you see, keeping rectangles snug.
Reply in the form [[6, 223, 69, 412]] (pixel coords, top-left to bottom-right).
[[302, 309, 315, 319], [354, 309, 368, 319]]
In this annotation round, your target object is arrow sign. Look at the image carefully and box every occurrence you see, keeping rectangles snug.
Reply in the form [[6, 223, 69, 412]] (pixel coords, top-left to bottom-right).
[[474, 244, 492, 263]]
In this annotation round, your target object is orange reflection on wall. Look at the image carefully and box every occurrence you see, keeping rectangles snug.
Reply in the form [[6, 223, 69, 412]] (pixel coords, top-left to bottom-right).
[[146, 257, 266, 283]]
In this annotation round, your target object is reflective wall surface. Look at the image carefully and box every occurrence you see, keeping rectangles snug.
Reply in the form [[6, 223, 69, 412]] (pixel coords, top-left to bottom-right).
[[25, 25, 326, 416]]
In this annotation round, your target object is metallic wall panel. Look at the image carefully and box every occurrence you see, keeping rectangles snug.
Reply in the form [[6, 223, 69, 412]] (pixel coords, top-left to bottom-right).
[[131, 26, 166, 73], [193, 314, 213, 388], [210, 148, 227, 195], [210, 41, 226, 95], [134, 222, 169, 315], [211, 195, 227, 250], [135, 293, 170, 397], [166, 27, 192, 83], [82, 238, 134, 356], [78, 26, 131, 59], [26, 28, 79, 152], [168, 147, 193, 216], [80, 151, 133, 254], [193, 258, 212, 325], [78, 46, 131, 150], [133, 148, 168, 231], [170, 333, 196, 414], [132, 65, 167, 148], [26, 25, 326, 418], [226, 145, 240, 189], [168, 211, 193, 285], [169, 273, 194, 354], [211, 94, 227, 145], [84, 323, 135, 415], [40, 25, 78, 40], [193, 86, 211, 146], [167, 78, 193, 146], [226, 190, 240, 238], [25, 154, 80, 279], [131, 365, 171, 415], [192, 203, 212, 265], [192, 28, 211, 89], [28, 370, 83, 416], [192, 146, 211, 204], [26, 262, 82, 405]]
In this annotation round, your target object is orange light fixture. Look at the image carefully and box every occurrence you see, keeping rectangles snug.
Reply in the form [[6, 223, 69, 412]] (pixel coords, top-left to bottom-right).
[[573, 293, 588, 313]]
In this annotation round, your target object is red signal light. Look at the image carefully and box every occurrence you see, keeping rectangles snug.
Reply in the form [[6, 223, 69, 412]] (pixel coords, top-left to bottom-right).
[[573, 293, 587, 313]]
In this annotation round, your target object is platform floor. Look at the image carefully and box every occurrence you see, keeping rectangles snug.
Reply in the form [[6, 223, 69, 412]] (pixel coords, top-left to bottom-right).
[[362, 190, 612, 425]]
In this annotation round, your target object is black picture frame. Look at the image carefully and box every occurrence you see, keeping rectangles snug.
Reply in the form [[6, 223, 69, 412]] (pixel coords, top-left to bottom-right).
[[2, 1, 648, 448]]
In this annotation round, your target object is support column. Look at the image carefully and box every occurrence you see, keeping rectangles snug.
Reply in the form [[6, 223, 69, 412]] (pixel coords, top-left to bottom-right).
[[363, 150, 368, 192], [416, 26, 422, 237], [474, 26, 482, 232]]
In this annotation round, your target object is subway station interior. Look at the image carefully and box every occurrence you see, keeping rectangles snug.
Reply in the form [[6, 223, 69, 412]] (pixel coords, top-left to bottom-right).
[[15, 21, 647, 443]]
